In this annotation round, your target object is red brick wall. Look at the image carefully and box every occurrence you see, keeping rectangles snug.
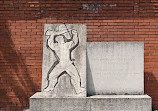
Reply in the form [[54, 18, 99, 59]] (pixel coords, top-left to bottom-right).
[[0, 0, 158, 110]]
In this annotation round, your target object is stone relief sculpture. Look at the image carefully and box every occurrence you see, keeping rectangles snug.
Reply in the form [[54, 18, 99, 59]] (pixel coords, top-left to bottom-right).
[[44, 24, 85, 95]]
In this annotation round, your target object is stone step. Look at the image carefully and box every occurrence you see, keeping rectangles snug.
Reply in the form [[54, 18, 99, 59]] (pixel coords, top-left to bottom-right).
[[30, 92, 152, 111]]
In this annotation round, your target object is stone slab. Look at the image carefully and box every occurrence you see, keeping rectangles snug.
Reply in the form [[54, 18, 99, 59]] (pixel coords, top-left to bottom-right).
[[42, 24, 87, 97], [87, 42, 144, 95], [30, 92, 151, 111]]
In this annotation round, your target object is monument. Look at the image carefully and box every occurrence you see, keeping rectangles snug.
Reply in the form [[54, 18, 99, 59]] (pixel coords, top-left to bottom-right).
[[42, 24, 86, 97], [30, 24, 152, 111]]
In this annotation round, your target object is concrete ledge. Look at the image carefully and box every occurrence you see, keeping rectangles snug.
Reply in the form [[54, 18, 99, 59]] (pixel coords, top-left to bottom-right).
[[30, 92, 152, 111]]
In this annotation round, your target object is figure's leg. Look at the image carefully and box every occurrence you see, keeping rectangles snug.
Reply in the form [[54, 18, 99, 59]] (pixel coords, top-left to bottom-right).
[[66, 64, 85, 94], [44, 67, 63, 91]]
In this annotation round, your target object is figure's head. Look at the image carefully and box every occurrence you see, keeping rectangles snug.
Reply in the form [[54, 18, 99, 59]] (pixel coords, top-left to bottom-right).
[[54, 34, 66, 44]]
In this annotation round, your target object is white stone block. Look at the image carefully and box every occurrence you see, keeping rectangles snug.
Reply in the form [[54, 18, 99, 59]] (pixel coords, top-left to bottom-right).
[[42, 24, 87, 97], [87, 42, 144, 95]]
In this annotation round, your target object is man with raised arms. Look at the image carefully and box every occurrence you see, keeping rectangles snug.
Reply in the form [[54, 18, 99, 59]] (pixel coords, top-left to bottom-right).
[[44, 26, 85, 95]]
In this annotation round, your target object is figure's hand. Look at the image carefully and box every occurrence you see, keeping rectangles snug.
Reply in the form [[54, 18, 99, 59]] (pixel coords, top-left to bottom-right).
[[47, 38, 51, 47], [72, 30, 77, 36], [48, 34, 54, 46], [45, 30, 54, 36]]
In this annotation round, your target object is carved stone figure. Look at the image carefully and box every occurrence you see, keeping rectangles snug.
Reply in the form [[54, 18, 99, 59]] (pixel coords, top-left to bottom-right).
[[44, 24, 85, 95]]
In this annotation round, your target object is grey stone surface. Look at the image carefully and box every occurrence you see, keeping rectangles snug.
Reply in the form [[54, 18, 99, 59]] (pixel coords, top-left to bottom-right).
[[90, 95, 151, 111], [30, 92, 151, 111], [42, 24, 86, 97], [87, 42, 144, 95]]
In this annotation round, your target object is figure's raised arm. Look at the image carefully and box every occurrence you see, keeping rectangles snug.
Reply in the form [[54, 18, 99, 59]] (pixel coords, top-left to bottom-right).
[[47, 33, 56, 50], [71, 30, 79, 47]]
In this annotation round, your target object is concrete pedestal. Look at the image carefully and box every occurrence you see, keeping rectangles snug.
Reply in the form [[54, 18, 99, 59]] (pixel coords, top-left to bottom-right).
[[30, 92, 152, 111]]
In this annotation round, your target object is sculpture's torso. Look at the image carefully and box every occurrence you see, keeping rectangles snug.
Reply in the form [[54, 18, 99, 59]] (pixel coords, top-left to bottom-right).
[[54, 42, 73, 69]]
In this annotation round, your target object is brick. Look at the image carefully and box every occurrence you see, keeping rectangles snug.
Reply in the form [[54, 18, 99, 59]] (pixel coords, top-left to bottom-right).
[[1, 0, 158, 110]]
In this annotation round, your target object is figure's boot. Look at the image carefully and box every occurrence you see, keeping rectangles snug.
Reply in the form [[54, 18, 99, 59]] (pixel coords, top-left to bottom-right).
[[70, 74, 86, 96], [44, 79, 57, 92], [73, 83, 86, 95], [44, 85, 54, 92]]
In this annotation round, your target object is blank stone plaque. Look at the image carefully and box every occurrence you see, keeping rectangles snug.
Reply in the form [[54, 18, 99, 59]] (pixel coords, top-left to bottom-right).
[[87, 42, 144, 95]]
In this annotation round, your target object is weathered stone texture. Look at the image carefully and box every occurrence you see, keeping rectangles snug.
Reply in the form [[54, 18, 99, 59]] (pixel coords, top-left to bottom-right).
[[42, 24, 87, 97], [87, 42, 144, 95], [30, 92, 151, 111]]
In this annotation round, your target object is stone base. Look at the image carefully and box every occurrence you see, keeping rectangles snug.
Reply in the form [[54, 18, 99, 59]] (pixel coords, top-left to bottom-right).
[[30, 92, 152, 111]]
